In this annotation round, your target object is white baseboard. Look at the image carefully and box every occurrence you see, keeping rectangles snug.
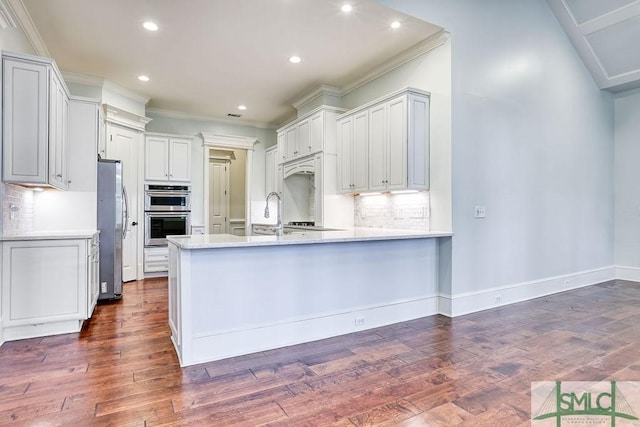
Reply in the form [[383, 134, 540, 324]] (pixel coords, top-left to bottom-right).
[[442, 266, 616, 317], [181, 296, 439, 366], [615, 266, 640, 281]]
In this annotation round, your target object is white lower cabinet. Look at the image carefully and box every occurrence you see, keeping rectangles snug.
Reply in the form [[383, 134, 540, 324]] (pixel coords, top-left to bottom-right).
[[0, 234, 98, 344], [144, 246, 169, 273]]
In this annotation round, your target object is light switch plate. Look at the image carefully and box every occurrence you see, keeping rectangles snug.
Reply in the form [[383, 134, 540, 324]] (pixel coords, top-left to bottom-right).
[[474, 206, 486, 218]]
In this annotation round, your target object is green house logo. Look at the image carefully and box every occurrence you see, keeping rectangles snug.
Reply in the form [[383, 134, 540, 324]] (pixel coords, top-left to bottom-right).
[[532, 381, 640, 426]]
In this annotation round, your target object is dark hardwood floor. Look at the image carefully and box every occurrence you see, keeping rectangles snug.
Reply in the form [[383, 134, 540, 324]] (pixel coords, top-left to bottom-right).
[[1, 278, 640, 426]]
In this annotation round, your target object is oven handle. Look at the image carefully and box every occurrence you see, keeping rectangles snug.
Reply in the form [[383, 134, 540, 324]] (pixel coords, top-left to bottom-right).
[[123, 185, 129, 240], [145, 212, 191, 218], [145, 191, 191, 197]]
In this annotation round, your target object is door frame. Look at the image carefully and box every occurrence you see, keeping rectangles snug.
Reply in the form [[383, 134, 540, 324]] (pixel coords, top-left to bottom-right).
[[208, 158, 231, 234], [201, 134, 257, 235], [105, 104, 151, 281]]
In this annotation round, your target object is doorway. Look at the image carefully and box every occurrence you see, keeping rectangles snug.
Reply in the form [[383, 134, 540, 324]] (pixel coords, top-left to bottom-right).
[[201, 134, 258, 235], [209, 158, 230, 234]]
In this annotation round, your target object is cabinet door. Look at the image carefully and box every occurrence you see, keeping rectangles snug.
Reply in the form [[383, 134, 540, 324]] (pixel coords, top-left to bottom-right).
[[337, 116, 353, 193], [352, 111, 369, 192], [169, 138, 191, 181], [386, 96, 407, 190], [2, 58, 49, 184], [88, 236, 100, 317], [49, 71, 70, 190], [285, 127, 297, 160], [297, 119, 311, 157], [277, 132, 286, 163], [407, 93, 430, 190], [314, 154, 324, 225], [145, 136, 169, 181], [310, 113, 323, 153], [2, 239, 87, 326], [368, 104, 387, 191], [265, 147, 276, 196], [68, 99, 99, 192]]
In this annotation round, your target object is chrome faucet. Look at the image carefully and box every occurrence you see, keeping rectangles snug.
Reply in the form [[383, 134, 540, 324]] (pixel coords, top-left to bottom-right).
[[264, 192, 283, 236]]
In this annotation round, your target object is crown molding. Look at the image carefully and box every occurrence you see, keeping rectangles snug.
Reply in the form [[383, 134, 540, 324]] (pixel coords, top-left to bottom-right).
[[62, 71, 105, 87], [103, 80, 150, 106], [291, 85, 342, 110], [104, 104, 152, 132], [146, 107, 277, 130], [0, 0, 17, 28], [5, 0, 49, 56], [200, 133, 259, 150], [341, 30, 449, 97]]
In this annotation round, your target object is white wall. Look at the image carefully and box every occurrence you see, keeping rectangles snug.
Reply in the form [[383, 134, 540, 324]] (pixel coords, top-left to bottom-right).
[[376, 0, 615, 307], [614, 89, 640, 271], [146, 113, 276, 227]]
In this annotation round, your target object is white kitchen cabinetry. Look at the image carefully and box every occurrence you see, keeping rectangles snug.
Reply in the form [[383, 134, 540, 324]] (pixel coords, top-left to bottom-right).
[[265, 145, 278, 196], [145, 134, 192, 182], [277, 107, 344, 164], [144, 246, 169, 273], [2, 52, 71, 190], [68, 97, 102, 192], [338, 88, 430, 194], [0, 233, 99, 343], [337, 111, 369, 193]]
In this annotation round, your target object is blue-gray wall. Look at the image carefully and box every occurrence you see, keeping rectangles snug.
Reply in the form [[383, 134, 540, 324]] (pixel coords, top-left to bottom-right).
[[376, 0, 615, 305]]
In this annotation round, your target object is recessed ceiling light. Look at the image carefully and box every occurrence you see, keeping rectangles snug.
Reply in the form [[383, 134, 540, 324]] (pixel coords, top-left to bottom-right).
[[390, 21, 401, 29], [238, 105, 247, 111], [142, 21, 158, 31], [341, 4, 352, 13], [289, 56, 302, 64], [138, 75, 150, 82]]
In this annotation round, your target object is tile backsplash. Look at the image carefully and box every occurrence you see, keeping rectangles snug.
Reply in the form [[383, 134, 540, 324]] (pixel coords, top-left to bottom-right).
[[355, 191, 430, 230], [2, 183, 35, 235]]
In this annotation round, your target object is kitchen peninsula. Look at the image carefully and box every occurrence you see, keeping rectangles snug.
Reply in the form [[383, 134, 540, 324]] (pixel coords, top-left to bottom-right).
[[167, 229, 451, 366]]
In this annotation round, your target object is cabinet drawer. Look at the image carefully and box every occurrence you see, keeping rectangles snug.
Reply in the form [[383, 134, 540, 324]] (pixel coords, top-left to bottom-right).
[[145, 246, 169, 272]]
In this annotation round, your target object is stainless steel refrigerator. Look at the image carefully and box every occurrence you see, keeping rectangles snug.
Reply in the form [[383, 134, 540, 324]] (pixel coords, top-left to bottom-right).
[[97, 159, 125, 300]]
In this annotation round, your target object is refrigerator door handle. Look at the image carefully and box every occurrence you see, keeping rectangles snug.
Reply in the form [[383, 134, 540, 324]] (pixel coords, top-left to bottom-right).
[[122, 185, 130, 240]]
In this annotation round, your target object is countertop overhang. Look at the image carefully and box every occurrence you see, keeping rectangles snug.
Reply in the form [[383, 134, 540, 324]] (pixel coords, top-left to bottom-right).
[[167, 228, 452, 250], [0, 230, 100, 241]]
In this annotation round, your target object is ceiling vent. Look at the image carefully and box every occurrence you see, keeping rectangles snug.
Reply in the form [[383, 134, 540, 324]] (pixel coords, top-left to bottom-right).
[[227, 113, 242, 118]]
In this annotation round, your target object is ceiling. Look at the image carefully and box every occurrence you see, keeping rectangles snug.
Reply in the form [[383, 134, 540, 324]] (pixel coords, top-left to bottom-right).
[[546, 0, 640, 93], [10, 0, 442, 127]]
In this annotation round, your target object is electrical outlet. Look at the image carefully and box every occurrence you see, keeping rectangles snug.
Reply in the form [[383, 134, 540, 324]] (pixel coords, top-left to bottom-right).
[[101, 282, 107, 293], [474, 206, 486, 218], [563, 279, 570, 288], [354, 316, 365, 326], [495, 295, 502, 304]]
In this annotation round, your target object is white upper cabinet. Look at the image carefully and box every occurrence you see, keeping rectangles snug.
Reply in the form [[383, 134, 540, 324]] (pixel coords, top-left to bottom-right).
[[2, 52, 71, 190], [338, 111, 368, 193], [265, 145, 278, 196], [145, 134, 192, 182], [68, 97, 102, 192], [276, 107, 344, 164], [337, 88, 430, 194]]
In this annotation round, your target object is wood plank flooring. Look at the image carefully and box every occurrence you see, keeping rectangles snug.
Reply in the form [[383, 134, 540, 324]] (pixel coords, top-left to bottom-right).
[[1, 279, 640, 426]]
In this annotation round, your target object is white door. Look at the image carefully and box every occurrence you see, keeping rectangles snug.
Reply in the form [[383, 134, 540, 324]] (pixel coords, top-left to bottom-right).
[[209, 159, 229, 234], [106, 124, 139, 282]]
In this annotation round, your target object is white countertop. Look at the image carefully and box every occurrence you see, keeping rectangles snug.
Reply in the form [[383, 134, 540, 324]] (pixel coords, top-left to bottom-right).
[[167, 228, 452, 249], [0, 230, 99, 241]]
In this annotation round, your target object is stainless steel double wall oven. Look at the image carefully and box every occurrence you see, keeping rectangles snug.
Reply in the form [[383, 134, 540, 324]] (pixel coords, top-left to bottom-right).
[[144, 184, 191, 246]]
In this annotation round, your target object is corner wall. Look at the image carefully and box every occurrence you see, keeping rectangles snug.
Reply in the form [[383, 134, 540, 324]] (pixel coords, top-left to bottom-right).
[[376, 0, 615, 315], [614, 89, 640, 280]]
